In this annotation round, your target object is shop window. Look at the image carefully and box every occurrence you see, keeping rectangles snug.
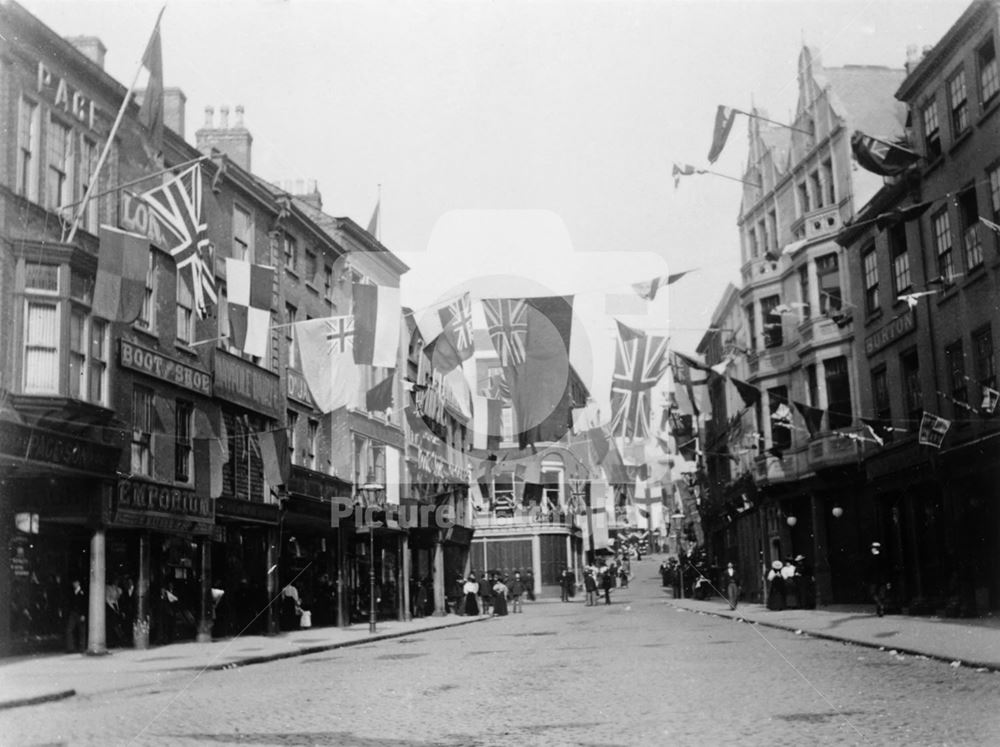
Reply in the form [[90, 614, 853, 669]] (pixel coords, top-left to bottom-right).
[[233, 205, 253, 262], [46, 115, 74, 211], [863, 247, 879, 314], [949, 68, 970, 137], [958, 188, 983, 269], [136, 250, 157, 331], [900, 349, 922, 431], [824, 356, 852, 430], [176, 275, 194, 344], [132, 386, 155, 475], [23, 301, 58, 394], [25, 262, 59, 293], [816, 253, 841, 315], [760, 295, 782, 348], [890, 225, 912, 297], [16, 96, 40, 201], [922, 99, 941, 160], [981, 38, 999, 106], [175, 400, 193, 482], [932, 209, 955, 282]]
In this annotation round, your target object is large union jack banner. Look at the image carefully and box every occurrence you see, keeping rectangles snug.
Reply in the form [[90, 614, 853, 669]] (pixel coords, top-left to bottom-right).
[[139, 163, 217, 318], [482, 298, 527, 366], [609, 321, 670, 440], [438, 292, 474, 357]]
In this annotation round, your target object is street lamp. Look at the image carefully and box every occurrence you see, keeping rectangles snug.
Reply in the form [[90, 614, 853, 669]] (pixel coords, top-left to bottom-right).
[[358, 479, 384, 634], [670, 512, 685, 599]]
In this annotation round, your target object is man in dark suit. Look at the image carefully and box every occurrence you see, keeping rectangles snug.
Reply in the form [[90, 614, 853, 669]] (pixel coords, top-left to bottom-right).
[[866, 542, 890, 617], [65, 579, 87, 652]]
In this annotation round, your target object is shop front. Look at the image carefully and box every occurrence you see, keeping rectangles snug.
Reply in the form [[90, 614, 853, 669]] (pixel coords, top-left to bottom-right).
[[350, 519, 406, 625]]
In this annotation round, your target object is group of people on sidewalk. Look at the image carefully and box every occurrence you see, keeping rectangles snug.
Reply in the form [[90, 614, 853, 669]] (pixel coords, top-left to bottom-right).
[[461, 571, 528, 617], [582, 564, 623, 606], [765, 555, 816, 611]]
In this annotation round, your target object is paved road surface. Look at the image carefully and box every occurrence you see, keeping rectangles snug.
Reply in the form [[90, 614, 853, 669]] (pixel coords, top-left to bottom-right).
[[1, 564, 997, 745]]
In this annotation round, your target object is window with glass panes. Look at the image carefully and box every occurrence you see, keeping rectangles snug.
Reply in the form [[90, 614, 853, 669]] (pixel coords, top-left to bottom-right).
[[46, 116, 73, 210], [900, 350, 922, 430], [287, 410, 299, 465], [131, 386, 154, 475], [932, 209, 955, 282], [175, 400, 193, 482], [890, 225, 912, 296], [824, 356, 852, 429], [863, 248, 879, 314], [760, 295, 782, 348], [69, 309, 100, 402], [973, 325, 995, 390], [922, 99, 941, 159], [324, 264, 334, 302], [810, 170, 823, 208], [23, 301, 59, 394], [285, 303, 298, 368], [944, 340, 968, 415], [768, 385, 791, 450], [283, 233, 297, 272], [990, 164, 1000, 219], [233, 205, 252, 261], [88, 319, 108, 404], [17, 97, 40, 201], [980, 38, 999, 105], [798, 266, 811, 319], [816, 253, 841, 314], [79, 136, 100, 233], [958, 188, 983, 269], [797, 182, 811, 215], [307, 418, 319, 470], [304, 250, 317, 282], [176, 275, 194, 343], [137, 250, 156, 330], [949, 68, 970, 136], [806, 364, 818, 407]]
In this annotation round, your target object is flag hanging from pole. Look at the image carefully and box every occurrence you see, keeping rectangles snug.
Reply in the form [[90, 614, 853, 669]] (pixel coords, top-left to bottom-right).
[[917, 411, 950, 448], [259, 429, 291, 487], [482, 298, 528, 366], [93, 226, 148, 322], [632, 269, 696, 301], [137, 17, 164, 160], [672, 163, 705, 188], [352, 283, 401, 368], [730, 376, 762, 408], [437, 292, 475, 363], [294, 316, 361, 413], [365, 371, 395, 413], [139, 163, 217, 318], [225, 258, 273, 358], [707, 105, 737, 163], [851, 130, 921, 176], [792, 400, 825, 436], [609, 321, 670, 439]]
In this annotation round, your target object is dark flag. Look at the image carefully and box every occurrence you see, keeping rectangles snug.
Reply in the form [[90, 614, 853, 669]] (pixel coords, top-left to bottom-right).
[[793, 400, 825, 436], [137, 18, 164, 159], [851, 130, 921, 176], [730, 377, 762, 408], [366, 371, 395, 414], [874, 201, 933, 231], [707, 105, 737, 163], [259, 429, 291, 487], [93, 226, 148, 322]]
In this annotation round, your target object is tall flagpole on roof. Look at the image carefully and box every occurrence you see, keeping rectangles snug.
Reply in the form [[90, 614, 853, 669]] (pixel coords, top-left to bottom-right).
[[66, 5, 166, 244], [377, 183, 381, 243]]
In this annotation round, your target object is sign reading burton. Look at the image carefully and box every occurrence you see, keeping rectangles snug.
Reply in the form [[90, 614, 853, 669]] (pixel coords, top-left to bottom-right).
[[119, 339, 212, 395], [864, 312, 916, 356]]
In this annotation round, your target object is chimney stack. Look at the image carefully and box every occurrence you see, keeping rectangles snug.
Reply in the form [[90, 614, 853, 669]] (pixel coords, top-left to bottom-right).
[[195, 104, 253, 171], [65, 36, 106, 69]]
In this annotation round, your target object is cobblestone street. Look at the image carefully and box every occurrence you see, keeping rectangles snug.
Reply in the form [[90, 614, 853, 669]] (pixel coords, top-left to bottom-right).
[[1, 565, 998, 746]]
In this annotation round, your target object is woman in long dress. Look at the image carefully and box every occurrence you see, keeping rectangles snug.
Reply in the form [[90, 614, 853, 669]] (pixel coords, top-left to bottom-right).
[[463, 576, 479, 616], [492, 578, 509, 616]]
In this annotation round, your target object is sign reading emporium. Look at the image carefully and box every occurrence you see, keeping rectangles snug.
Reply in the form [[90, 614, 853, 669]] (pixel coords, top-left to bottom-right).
[[114, 478, 214, 535], [119, 339, 212, 395], [864, 312, 916, 356]]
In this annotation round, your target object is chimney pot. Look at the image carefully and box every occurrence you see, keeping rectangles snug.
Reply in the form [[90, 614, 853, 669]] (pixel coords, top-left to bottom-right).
[[235, 104, 245, 128], [219, 105, 230, 130], [204, 106, 214, 128]]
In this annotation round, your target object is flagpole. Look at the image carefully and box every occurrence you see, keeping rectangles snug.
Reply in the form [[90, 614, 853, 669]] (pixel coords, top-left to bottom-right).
[[66, 5, 166, 245], [702, 169, 762, 188], [376, 184, 381, 243], [734, 108, 813, 136]]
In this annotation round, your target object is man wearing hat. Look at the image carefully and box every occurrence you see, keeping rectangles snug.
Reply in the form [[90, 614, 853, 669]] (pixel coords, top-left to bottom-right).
[[866, 542, 890, 617]]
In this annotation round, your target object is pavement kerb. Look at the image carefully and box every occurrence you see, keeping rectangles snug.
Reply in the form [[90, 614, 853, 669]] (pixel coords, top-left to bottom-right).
[[201, 615, 487, 671], [0, 689, 76, 711], [663, 599, 1000, 673]]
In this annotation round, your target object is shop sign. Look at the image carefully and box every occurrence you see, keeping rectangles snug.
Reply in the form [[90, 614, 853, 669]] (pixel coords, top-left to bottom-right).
[[286, 369, 314, 407], [0, 421, 121, 475], [214, 497, 279, 525], [36, 62, 103, 133], [214, 350, 281, 419], [119, 339, 212, 395], [113, 478, 214, 535], [864, 312, 916, 356], [120, 192, 172, 247]]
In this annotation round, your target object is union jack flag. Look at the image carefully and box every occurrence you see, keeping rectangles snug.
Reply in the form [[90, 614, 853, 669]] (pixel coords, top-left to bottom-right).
[[482, 298, 527, 366], [438, 292, 474, 357], [325, 315, 354, 353], [485, 368, 511, 402], [609, 321, 670, 439], [139, 163, 216, 317]]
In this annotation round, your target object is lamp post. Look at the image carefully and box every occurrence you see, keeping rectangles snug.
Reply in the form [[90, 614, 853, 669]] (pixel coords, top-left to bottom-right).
[[358, 480, 384, 634], [671, 512, 685, 599]]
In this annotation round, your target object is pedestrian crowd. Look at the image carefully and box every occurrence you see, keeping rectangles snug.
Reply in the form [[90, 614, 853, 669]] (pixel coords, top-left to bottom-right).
[[459, 570, 531, 617]]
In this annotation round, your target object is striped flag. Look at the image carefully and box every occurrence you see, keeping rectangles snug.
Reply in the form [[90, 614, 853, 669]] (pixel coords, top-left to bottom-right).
[[139, 163, 217, 317], [851, 130, 921, 176], [707, 105, 737, 163], [352, 283, 401, 368], [225, 258, 273, 358]]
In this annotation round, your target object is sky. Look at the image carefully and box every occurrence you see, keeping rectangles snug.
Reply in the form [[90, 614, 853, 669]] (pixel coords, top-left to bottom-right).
[[21, 0, 974, 360]]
